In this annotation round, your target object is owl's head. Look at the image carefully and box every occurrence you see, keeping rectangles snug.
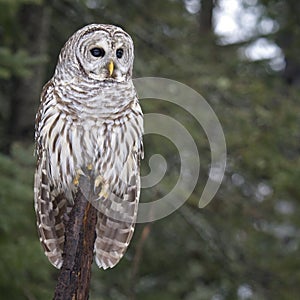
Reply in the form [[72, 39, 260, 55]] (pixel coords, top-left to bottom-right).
[[56, 24, 134, 83]]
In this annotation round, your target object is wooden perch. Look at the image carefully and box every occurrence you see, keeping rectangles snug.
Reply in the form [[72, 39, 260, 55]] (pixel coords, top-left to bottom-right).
[[53, 174, 97, 300]]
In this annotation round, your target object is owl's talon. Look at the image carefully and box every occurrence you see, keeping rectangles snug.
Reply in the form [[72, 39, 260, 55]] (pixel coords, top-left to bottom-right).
[[94, 175, 110, 199], [98, 187, 109, 199], [94, 175, 104, 188], [73, 169, 84, 186]]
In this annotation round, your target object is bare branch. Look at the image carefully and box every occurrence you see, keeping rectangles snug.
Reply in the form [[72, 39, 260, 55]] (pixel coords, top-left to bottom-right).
[[53, 174, 97, 300]]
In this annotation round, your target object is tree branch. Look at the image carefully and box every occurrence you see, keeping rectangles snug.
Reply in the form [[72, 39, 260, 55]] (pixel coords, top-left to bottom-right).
[[53, 175, 97, 300]]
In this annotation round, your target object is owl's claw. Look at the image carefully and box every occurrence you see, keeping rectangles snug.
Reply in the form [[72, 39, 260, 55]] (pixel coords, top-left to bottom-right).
[[98, 187, 109, 200], [94, 175, 110, 199], [94, 175, 104, 188], [73, 169, 84, 186]]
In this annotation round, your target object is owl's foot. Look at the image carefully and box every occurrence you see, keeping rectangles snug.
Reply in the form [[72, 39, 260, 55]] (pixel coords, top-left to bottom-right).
[[73, 169, 84, 186], [94, 175, 110, 199]]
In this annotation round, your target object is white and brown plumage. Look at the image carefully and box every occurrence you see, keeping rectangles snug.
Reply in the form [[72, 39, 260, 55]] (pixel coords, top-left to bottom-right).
[[34, 24, 143, 269]]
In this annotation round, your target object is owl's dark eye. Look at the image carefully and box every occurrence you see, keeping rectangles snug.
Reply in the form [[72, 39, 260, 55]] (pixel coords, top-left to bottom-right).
[[90, 47, 105, 57], [116, 48, 124, 59]]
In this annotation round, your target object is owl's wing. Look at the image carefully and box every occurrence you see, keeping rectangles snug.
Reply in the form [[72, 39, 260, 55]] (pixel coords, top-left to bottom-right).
[[34, 152, 70, 268], [94, 135, 143, 269], [34, 81, 72, 268]]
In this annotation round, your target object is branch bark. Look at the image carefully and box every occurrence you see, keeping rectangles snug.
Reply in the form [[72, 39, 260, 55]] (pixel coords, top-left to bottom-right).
[[53, 175, 97, 300]]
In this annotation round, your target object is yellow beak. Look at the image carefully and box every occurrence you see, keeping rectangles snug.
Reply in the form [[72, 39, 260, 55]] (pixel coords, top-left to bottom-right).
[[108, 60, 114, 77]]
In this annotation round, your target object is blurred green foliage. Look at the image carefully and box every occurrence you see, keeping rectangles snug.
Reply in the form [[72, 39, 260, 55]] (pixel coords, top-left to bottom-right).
[[0, 0, 44, 79], [1, 0, 300, 299], [0, 144, 54, 299]]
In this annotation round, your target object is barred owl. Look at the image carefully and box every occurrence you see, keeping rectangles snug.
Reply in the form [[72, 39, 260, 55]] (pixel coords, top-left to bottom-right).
[[34, 24, 143, 269]]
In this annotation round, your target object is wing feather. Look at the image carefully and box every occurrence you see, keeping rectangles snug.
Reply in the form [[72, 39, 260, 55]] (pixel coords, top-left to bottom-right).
[[34, 81, 72, 269], [34, 151, 70, 268], [94, 125, 143, 269]]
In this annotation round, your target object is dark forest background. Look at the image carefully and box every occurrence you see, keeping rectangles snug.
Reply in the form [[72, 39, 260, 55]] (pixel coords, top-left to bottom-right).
[[1, 0, 300, 299]]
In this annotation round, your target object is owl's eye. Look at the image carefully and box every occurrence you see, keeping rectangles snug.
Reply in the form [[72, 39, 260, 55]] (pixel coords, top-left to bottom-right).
[[90, 47, 105, 57], [116, 48, 124, 59]]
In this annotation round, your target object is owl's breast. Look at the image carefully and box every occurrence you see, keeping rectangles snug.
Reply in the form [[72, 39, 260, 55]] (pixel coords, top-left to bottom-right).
[[56, 117, 129, 180], [41, 95, 142, 198]]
